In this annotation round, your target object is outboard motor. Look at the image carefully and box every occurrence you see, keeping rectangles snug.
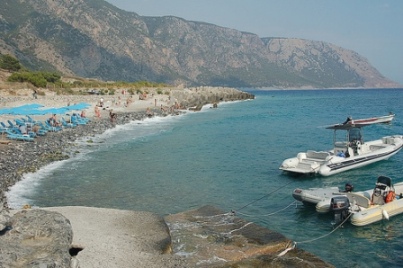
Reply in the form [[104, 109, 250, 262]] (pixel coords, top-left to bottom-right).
[[330, 196, 350, 224], [344, 183, 354, 192]]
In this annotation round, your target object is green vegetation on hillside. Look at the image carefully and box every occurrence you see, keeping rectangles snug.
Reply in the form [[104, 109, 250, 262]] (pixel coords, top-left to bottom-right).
[[1, 54, 169, 92], [0, 54, 22, 72], [8, 71, 61, 88]]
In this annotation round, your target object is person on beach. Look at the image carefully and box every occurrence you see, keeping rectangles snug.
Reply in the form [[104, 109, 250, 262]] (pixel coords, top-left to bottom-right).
[[80, 110, 86, 118], [100, 97, 104, 107], [48, 114, 61, 127], [174, 99, 180, 109], [125, 96, 133, 107], [94, 105, 101, 118], [109, 109, 117, 123], [32, 125, 40, 133], [19, 124, 27, 134], [146, 107, 154, 117], [32, 89, 38, 99]]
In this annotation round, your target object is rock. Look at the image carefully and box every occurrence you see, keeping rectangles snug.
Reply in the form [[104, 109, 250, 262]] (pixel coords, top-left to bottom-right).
[[165, 205, 333, 267], [0, 209, 73, 268], [0, 213, 11, 231]]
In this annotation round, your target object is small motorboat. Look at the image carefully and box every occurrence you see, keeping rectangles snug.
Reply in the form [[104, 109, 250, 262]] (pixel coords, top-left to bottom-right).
[[293, 183, 354, 213], [345, 114, 395, 125], [279, 114, 403, 176], [294, 176, 403, 226]]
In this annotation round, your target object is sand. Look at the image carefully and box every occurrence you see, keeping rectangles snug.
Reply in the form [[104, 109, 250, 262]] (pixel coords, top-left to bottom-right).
[[0, 88, 169, 124], [42, 206, 186, 268]]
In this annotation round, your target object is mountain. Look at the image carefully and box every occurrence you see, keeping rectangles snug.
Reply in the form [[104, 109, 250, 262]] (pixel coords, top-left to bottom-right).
[[0, 0, 399, 88]]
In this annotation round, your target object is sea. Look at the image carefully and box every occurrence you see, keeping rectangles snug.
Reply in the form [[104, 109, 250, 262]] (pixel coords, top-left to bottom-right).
[[7, 88, 403, 267]]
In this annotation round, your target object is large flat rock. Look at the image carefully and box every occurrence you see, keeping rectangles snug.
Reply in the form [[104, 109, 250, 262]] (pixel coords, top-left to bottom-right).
[[43, 206, 187, 268], [164, 205, 334, 267]]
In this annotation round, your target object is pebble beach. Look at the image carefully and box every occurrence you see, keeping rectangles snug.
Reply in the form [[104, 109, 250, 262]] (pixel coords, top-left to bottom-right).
[[0, 86, 260, 268]]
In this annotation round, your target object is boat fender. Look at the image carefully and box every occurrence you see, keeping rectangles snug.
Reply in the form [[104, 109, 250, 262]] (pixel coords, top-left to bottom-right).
[[385, 191, 396, 203], [382, 209, 390, 220]]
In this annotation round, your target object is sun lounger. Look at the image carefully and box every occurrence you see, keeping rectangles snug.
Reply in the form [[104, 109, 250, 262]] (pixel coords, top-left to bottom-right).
[[70, 115, 87, 125], [5, 129, 34, 142], [35, 121, 53, 132], [7, 120, 16, 128], [1, 122, 7, 128], [7, 127, 37, 138], [25, 115, 37, 123], [0, 122, 10, 134], [44, 120, 63, 132], [61, 117, 76, 128]]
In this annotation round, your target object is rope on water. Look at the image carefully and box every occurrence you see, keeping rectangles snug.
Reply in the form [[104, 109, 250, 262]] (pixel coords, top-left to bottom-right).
[[233, 180, 295, 213], [277, 213, 352, 257], [235, 201, 297, 217]]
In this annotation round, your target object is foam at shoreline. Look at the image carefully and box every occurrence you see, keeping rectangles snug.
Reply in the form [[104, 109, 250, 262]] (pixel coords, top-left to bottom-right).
[[0, 87, 258, 267]]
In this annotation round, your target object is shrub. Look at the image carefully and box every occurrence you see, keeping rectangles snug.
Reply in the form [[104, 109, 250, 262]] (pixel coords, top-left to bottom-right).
[[0, 54, 21, 72], [7, 71, 61, 87]]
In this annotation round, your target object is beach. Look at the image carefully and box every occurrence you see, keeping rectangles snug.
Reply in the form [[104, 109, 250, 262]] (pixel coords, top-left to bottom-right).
[[0, 86, 264, 268], [2, 87, 402, 267]]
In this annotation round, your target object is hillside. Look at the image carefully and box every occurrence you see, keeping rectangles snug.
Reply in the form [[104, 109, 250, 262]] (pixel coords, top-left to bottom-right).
[[0, 0, 400, 88]]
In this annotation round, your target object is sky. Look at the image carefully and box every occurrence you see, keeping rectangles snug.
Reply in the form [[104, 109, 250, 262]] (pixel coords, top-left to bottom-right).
[[105, 0, 403, 85]]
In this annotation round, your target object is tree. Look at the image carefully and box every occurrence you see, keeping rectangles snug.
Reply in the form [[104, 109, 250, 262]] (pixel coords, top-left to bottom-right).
[[0, 54, 22, 72]]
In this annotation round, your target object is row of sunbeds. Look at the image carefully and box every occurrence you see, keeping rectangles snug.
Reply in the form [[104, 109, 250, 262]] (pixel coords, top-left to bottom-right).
[[0, 114, 90, 142]]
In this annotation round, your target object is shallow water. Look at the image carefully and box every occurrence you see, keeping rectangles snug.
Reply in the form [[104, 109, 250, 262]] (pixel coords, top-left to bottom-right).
[[7, 88, 403, 267]]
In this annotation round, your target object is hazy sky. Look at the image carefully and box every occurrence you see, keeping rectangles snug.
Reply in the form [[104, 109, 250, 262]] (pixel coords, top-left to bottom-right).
[[106, 0, 403, 85]]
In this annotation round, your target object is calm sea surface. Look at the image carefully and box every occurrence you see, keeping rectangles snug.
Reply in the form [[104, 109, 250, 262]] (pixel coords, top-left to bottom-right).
[[8, 88, 403, 267]]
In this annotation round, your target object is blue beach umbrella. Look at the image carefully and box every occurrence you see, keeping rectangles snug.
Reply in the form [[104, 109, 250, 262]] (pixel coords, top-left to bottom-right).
[[65, 102, 91, 111], [0, 103, 44, 115], [0, 102, 91, 118], [37, 107, 70, 115]]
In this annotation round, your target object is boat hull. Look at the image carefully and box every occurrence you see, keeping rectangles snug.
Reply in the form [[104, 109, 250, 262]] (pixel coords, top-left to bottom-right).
[[350, 198, 403, 226], [295, 181, 403, 226], [319, 141, 403, 176], [292, 187, 340, 204], [280, 135, 403, 176]]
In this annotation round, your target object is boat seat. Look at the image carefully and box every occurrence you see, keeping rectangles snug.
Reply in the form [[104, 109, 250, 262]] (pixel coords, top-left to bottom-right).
[[369, 145, 387, 150], [334, 141, 348, 148], [347, 192, 371, 208], [306, 151, 329, 160], [377, 176, 392, 187]]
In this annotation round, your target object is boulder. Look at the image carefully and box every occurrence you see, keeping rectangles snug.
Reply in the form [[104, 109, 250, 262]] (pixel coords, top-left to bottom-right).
[[164, 205, 334, 267], [0, 209, 73, 268]]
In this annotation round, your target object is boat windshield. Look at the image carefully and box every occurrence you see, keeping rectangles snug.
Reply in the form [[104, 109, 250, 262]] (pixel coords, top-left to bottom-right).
[[332, 127, 363, 146], [348, 127, 362, 143]]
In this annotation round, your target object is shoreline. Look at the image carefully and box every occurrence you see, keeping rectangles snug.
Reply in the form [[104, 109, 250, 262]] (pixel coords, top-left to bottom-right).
[[0, 87, 335, 267], [0, 87, 259, 267], [1, 86, 254, 208]]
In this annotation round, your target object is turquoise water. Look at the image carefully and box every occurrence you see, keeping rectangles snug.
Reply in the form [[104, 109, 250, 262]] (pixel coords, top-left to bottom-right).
[[8, 88, 403, 267]]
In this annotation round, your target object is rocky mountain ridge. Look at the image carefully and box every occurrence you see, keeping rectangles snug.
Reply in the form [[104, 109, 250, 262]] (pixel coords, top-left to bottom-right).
[[0, 0, 400, 88]]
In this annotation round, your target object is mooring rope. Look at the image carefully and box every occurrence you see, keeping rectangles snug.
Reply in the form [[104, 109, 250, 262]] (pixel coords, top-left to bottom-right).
[[235, 200, 297, 217], [277, 213, 353, 257], [233, 180, 295, 213]]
